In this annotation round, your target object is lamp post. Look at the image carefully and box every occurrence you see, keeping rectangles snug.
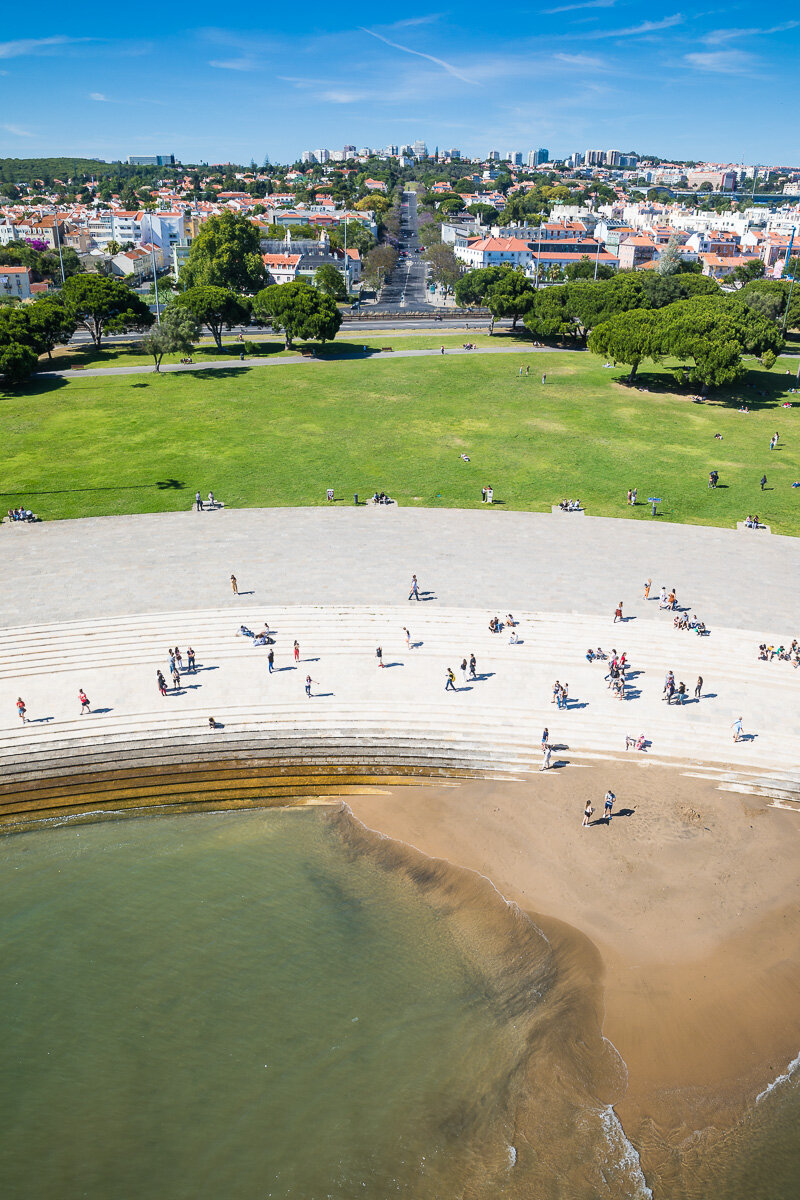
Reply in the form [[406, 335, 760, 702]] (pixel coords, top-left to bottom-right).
[[52, 208, 65, 286], [781, 226, 797, 338]]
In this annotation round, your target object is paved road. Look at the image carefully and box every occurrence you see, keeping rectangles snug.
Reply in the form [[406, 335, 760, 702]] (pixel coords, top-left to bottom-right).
[[373, 190, 434, 314], [41, 342, 574, 380]]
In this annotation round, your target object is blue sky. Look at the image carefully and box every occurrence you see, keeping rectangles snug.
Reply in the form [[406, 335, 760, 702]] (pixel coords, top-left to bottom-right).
[[1, 4, 799, 166]]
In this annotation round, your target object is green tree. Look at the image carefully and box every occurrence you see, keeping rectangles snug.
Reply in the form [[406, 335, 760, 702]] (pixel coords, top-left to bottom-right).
[[172, 286, 249, 351], [142, 304, 200, 371], [454, 265, 509, 308], [252, 281, 342, 349], [486, 270, 536, 328], [423, 244, 461, 288], [363, 245, 398, 289], [588, 308, 662, 381], [524, 287, 582, 342], [314, 263, 346, 300], [0, 341, 37, 387], [564, 256, 615, 281], [181, 211, 265, 292], [61, 275, 154, 348], [23, 297, 77, 361], [731, 258, 765, 286]]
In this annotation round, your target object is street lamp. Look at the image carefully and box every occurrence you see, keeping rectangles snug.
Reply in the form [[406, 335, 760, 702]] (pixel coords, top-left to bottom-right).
[[52, 208, 65, 286]]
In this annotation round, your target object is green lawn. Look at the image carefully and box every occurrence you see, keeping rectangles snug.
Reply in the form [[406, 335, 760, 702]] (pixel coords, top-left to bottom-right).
[[3, 350, 800, 534]]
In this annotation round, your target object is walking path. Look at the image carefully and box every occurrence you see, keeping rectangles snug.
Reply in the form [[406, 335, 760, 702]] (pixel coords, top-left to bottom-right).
[[2, 509, 799, 826], [39, 342, 571, 380]]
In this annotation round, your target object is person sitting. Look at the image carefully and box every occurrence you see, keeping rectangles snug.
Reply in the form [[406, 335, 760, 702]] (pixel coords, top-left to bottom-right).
[[668, 590, 677, 610], [506, 614, 516, 627], [585, 648, 596, 662], [489, 616, 500, 633], [792, 481, 800, 488], [238, 625, 255, 638], [758, 643, 768, 660], [753, 515, 760, 528], [595, 647, 607, 660], [694, 619, 707, 636]]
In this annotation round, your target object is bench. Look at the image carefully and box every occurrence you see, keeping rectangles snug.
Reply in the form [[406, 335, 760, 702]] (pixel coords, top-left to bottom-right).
[[381, 347, 394, 353], [551, 505, 585, 515], [190, 500, 225, 511], [300, 349, 314, 357]]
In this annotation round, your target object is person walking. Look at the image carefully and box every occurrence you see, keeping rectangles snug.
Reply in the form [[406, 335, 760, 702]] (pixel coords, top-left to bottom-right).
[[583, 800, 594, 827], [562, 682, 569, 709], [732, 717, 744, 742], [541, 373, 547, 384], [694, 675, 703, 699], [604, 790, 615, 822], [157, 670, 167, 697], [631, 487, 637, 505], [403, 628, 411, 650], [760, 474, 767, 491], [525, 364, 530, 377], [168, 650, 176, 676], [643, 579, 652, 600], [481, 487, 487, 503], [187, 647, 196, 673], [541, 745, 552, 771], [16, 697, 26, 724], [79, 689, 91, 715], [440, 345, 445, 355], [445, 667, 457, 692], [294, 640, 300, 664], [208, 491, 215, 507], [408, 574, 420, 601], [376, 646, 384, 668], [195, 491, 203, 511], [519, 365, 523, 378], [231, 574, 238, 595], [469, 653, 477, 681], [460, 657, 468, 685], [268, 648, 275, 673], [677, 681, 687, 704], [175, 647, 183, 671], [541, 727, 549, 751], [552, 680, 561, 705], [614, 601, 623, 623], [626, 489, 632, 506], [305, 675, 315, 698], [172, 666, 181, 690]]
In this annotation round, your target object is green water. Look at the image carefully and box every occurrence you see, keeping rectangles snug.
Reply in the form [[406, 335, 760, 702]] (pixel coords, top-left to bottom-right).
[[2, 805, 792, 1199], [0, 809, 535, 1200]]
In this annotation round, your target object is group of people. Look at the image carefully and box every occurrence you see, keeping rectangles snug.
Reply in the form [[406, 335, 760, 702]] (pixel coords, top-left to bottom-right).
[[5, 507, 37, 523], [758, 641, 800, 667], [551, 680, 570, 709], [371, 491, 394, 505], [662, 670, 702, 705], [480, 486, 495, 504], [157, 646, 197, 695], [743, 515, 764, 529], [557, 498, 582, 512], [445, 654, 479, 690], [625, 488, 638, 505], [238, 624, 276, 646], [673, 612, 708, 635], [195, 491, 218, 511], [603, 652, 629, 701], [16, 690, 90, 723]]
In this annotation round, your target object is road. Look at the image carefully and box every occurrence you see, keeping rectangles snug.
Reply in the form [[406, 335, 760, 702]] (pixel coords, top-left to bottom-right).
[[372, 190, 434, 313]]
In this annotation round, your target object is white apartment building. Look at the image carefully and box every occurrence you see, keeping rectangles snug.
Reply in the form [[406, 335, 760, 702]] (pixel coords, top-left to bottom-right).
[[0, 266, 32, 299]]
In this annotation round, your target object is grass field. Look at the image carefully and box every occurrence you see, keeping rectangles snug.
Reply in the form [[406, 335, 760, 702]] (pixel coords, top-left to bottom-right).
[[3, 349, 800, 533]]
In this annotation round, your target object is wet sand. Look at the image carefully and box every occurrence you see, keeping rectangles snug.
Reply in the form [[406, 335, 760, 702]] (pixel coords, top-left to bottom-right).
[[347, 764, 800, 1144]]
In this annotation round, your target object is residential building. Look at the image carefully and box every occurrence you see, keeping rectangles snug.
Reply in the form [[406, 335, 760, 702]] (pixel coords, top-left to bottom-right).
[[0, 217, 19, 245], [262, 252, 302, 284], [487, 150, 500, 161], [686, 169, 736, 191], [454, 236, 535, 270], [413, 140, 428, 158], [617, 234, 660, 270], [0, 265, 32, 299]]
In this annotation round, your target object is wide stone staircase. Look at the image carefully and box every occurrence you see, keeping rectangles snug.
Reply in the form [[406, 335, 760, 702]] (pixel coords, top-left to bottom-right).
[[1, 605, 798, 828]]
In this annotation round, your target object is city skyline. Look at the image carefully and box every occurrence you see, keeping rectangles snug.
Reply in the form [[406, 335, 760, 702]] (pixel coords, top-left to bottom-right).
[[1, 5, 799, 164]]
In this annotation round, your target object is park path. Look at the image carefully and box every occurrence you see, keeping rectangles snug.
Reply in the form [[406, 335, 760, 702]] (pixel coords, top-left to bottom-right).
[[39, 342, 579, 381]]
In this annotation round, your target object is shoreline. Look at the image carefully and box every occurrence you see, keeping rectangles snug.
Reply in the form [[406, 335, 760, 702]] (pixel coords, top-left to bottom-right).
[[344, 764, 800, 1164]]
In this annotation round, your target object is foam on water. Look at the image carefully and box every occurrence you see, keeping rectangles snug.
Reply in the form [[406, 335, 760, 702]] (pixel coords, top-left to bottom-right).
[[755, 1049, 800, 1105], [599, 1107, 653, 1199]]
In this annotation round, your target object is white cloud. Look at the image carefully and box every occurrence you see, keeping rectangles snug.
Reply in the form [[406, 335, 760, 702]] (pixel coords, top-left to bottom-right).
[[0, 36, 82, 59], [702, 21, 800, 45], [209, 58, 256, 70], [89, 92, 109, 101], [552, 52, 609, 68], [541, 0, 616, 13], [684, 49, 759, 74], [360, 26, 478, 85], [1, 122, 33, 137], [582, 14, 684, 39]]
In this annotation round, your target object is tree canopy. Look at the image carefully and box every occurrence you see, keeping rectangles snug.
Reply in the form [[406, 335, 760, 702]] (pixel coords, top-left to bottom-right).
[[252, 281, 342, 348], [181, 211, 265, 293], [61, 275, 154, 347], [454, 264, 509, 308], [485, 270, 536, 328], [423, 244, 462, 288], [172, 286, 249, 350], [142, 304, 200, 371], [314, 263, 346, 300]]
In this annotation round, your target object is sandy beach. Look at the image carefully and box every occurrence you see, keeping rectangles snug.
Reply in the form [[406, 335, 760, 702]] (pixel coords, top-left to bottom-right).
[[347, 763, 800, 1158]]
